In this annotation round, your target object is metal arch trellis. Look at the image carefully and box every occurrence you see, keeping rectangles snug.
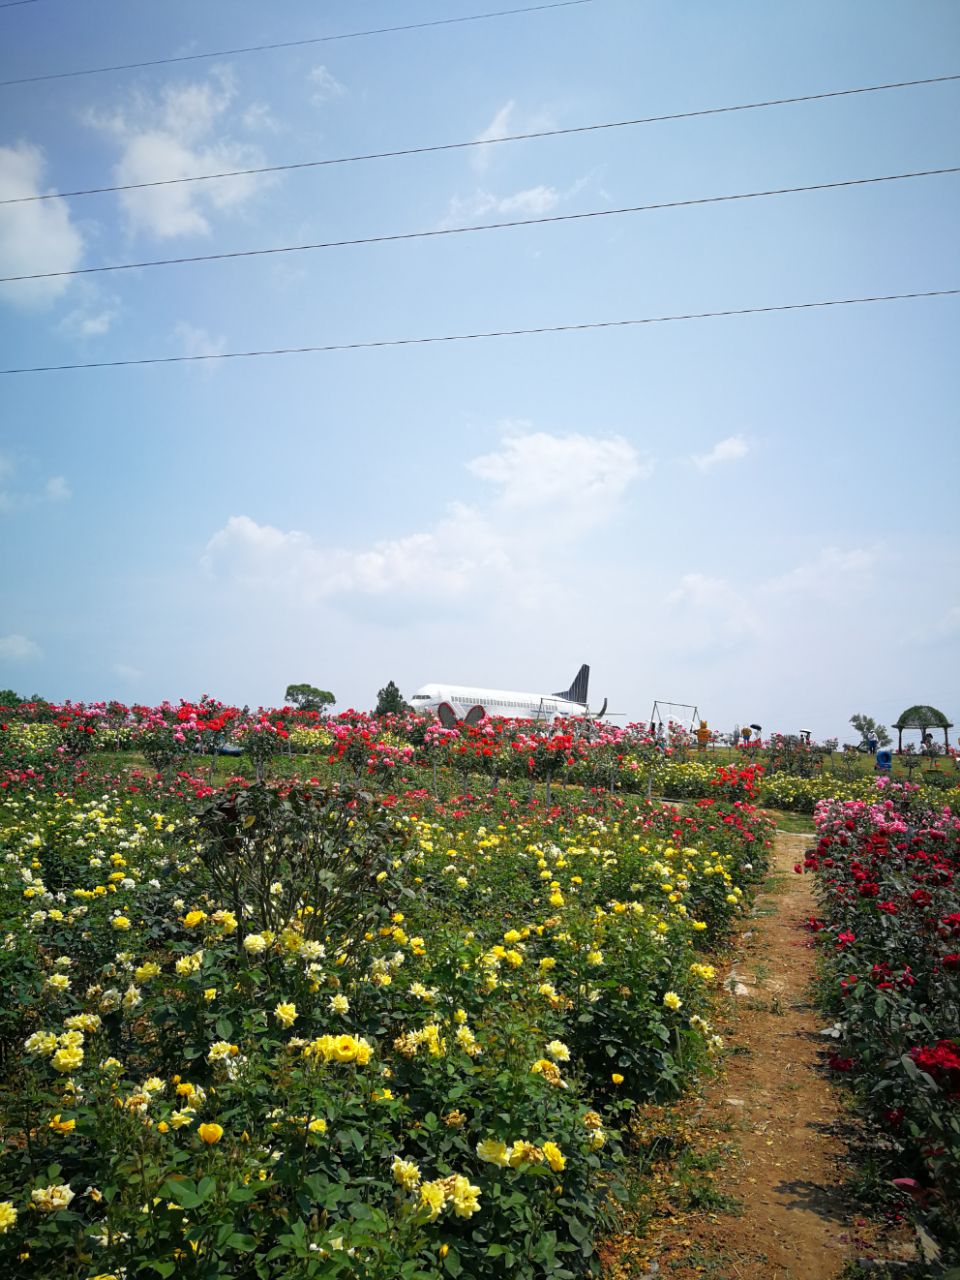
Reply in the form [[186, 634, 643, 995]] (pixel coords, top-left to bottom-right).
[[649, 700, 701, 732]]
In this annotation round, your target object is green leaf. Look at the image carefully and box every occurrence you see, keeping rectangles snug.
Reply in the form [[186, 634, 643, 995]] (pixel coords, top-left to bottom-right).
[[227, 1233, 258, 1251], [443, 1248, 463, 1277], [162, 1179, 202, 1209], [228, 1185, 258, 1202]]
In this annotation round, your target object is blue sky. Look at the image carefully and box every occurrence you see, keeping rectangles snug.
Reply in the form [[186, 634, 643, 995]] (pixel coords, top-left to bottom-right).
[[1, 0, 958, 741]]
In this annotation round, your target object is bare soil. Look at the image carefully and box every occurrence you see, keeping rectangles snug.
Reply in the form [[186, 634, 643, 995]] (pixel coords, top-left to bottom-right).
[[604, 830, 897, 1279]]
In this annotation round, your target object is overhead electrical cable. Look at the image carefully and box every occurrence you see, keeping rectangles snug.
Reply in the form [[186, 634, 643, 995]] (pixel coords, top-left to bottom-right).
[[2, 166, 956, 285], [2, 289, 956, 376], [0, 0, 596, 87], [2, 73, 957, 207], [0, 1, 38, 8]]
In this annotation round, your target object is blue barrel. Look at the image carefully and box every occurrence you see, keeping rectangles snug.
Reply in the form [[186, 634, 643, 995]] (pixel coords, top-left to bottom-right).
[[875, 748, 892, 771]]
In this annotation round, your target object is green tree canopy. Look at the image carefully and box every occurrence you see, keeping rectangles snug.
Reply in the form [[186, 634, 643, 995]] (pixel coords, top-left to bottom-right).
[[849, 713, 891, 749], [284, 683, 335, 713], [375, 680, 407, 716]]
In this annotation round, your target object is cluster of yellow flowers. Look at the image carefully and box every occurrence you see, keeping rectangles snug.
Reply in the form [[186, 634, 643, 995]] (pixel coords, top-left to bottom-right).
[[31, 1184, 74, 1212], [393, 1023, 445, 1059], [302, 1033, 373, 1066], [391, 1158, 482, 1220], [475, 1138, 567, 1172]]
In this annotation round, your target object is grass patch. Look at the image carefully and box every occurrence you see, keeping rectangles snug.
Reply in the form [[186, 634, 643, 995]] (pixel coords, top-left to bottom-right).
[[762, 808, 816, 834]]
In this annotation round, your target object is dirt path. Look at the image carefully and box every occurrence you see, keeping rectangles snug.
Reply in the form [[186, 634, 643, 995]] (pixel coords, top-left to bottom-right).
[[636, 830, 862, 1278]]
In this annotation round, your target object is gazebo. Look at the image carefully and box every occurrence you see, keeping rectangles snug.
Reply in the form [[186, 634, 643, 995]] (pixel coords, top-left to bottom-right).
[[893, 704, 952, 753]]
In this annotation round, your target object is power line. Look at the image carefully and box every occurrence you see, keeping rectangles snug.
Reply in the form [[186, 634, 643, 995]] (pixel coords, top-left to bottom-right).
[[2, 289, 956, 376], [3, 166, 956, 285], [0, 1, 39, 8], [3, 73, 957, 208], [0, 0, 596, 88]]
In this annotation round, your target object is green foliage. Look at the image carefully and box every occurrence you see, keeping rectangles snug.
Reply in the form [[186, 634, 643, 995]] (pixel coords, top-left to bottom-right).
[[375, 681, 408, 717], [194, 782, 410, 952], [284, 684, 336, 713], [849, 713, 892, 749], [0, 757, 771, 1276]]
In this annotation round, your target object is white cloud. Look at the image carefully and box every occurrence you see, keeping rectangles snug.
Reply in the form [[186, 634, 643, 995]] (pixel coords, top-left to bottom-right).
[[440, 176, 589, 230], [441, 184, 561, 228], [203, 428, 649, 610], [0, 143, 85, 308], [204, 505, 512, 604], [665, 544, 880, 650], [472, 102, 515, 172], [468, 429, 648, 518], [0, 634, 41, 662], [667, 572, 760, 644], [242, 102, 282, 133], [768, 546, 879, 600], [309, 65, 346, 105], [692, 435, 749, 471], [0, 453, 72, 513], [113, 662, 143, 682], [58, 291, 121, 339], [175, 322, 227, 360], [86, 68, 272, 239], [926, 603, 960, 642]]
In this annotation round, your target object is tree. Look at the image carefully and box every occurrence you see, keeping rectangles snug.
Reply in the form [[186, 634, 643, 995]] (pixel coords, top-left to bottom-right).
[[375, 680, 407, 716], [0, 689, 23, 709], [284, 683, 335, 713], [849, 713, 891, 750]]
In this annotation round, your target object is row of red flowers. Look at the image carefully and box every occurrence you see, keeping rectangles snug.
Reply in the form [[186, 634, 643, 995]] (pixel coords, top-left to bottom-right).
[[805, 783, 960, 1256]]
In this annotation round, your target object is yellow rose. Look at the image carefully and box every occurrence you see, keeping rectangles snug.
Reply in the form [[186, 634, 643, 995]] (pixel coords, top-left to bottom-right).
[[198, 1123, 223, 1144], [274, 1002, 297, 1028], [542, 1141, 566, 1173], [332, 1034, 358, 1063], [52, 1046, 83, 1073], [476, 1139, 511, 1167]]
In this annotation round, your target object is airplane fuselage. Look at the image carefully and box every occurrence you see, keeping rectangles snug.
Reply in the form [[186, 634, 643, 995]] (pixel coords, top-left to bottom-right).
[[410, 683, 584, 723]]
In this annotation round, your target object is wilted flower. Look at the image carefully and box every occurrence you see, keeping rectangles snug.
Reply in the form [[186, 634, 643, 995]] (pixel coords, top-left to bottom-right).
[[31, 1183, 74, 1212]]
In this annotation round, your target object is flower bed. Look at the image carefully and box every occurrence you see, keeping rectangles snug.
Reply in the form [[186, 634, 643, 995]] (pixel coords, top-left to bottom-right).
[[0, 753, 770, 1278], [804, 783, 960, 1257], [3, 701, 957, 816]]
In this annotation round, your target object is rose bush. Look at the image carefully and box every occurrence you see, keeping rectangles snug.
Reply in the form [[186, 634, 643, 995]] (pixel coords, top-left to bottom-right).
[[0, 714, 771, 1278], [804, 783, 960, 1258]]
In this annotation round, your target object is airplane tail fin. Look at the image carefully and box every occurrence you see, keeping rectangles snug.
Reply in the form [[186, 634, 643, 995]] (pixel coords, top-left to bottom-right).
[[555, 663, 590, 706]]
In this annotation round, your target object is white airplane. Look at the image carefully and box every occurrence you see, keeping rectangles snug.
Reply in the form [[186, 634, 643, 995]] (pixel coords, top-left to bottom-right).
[[409, 664, 607, 725]]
